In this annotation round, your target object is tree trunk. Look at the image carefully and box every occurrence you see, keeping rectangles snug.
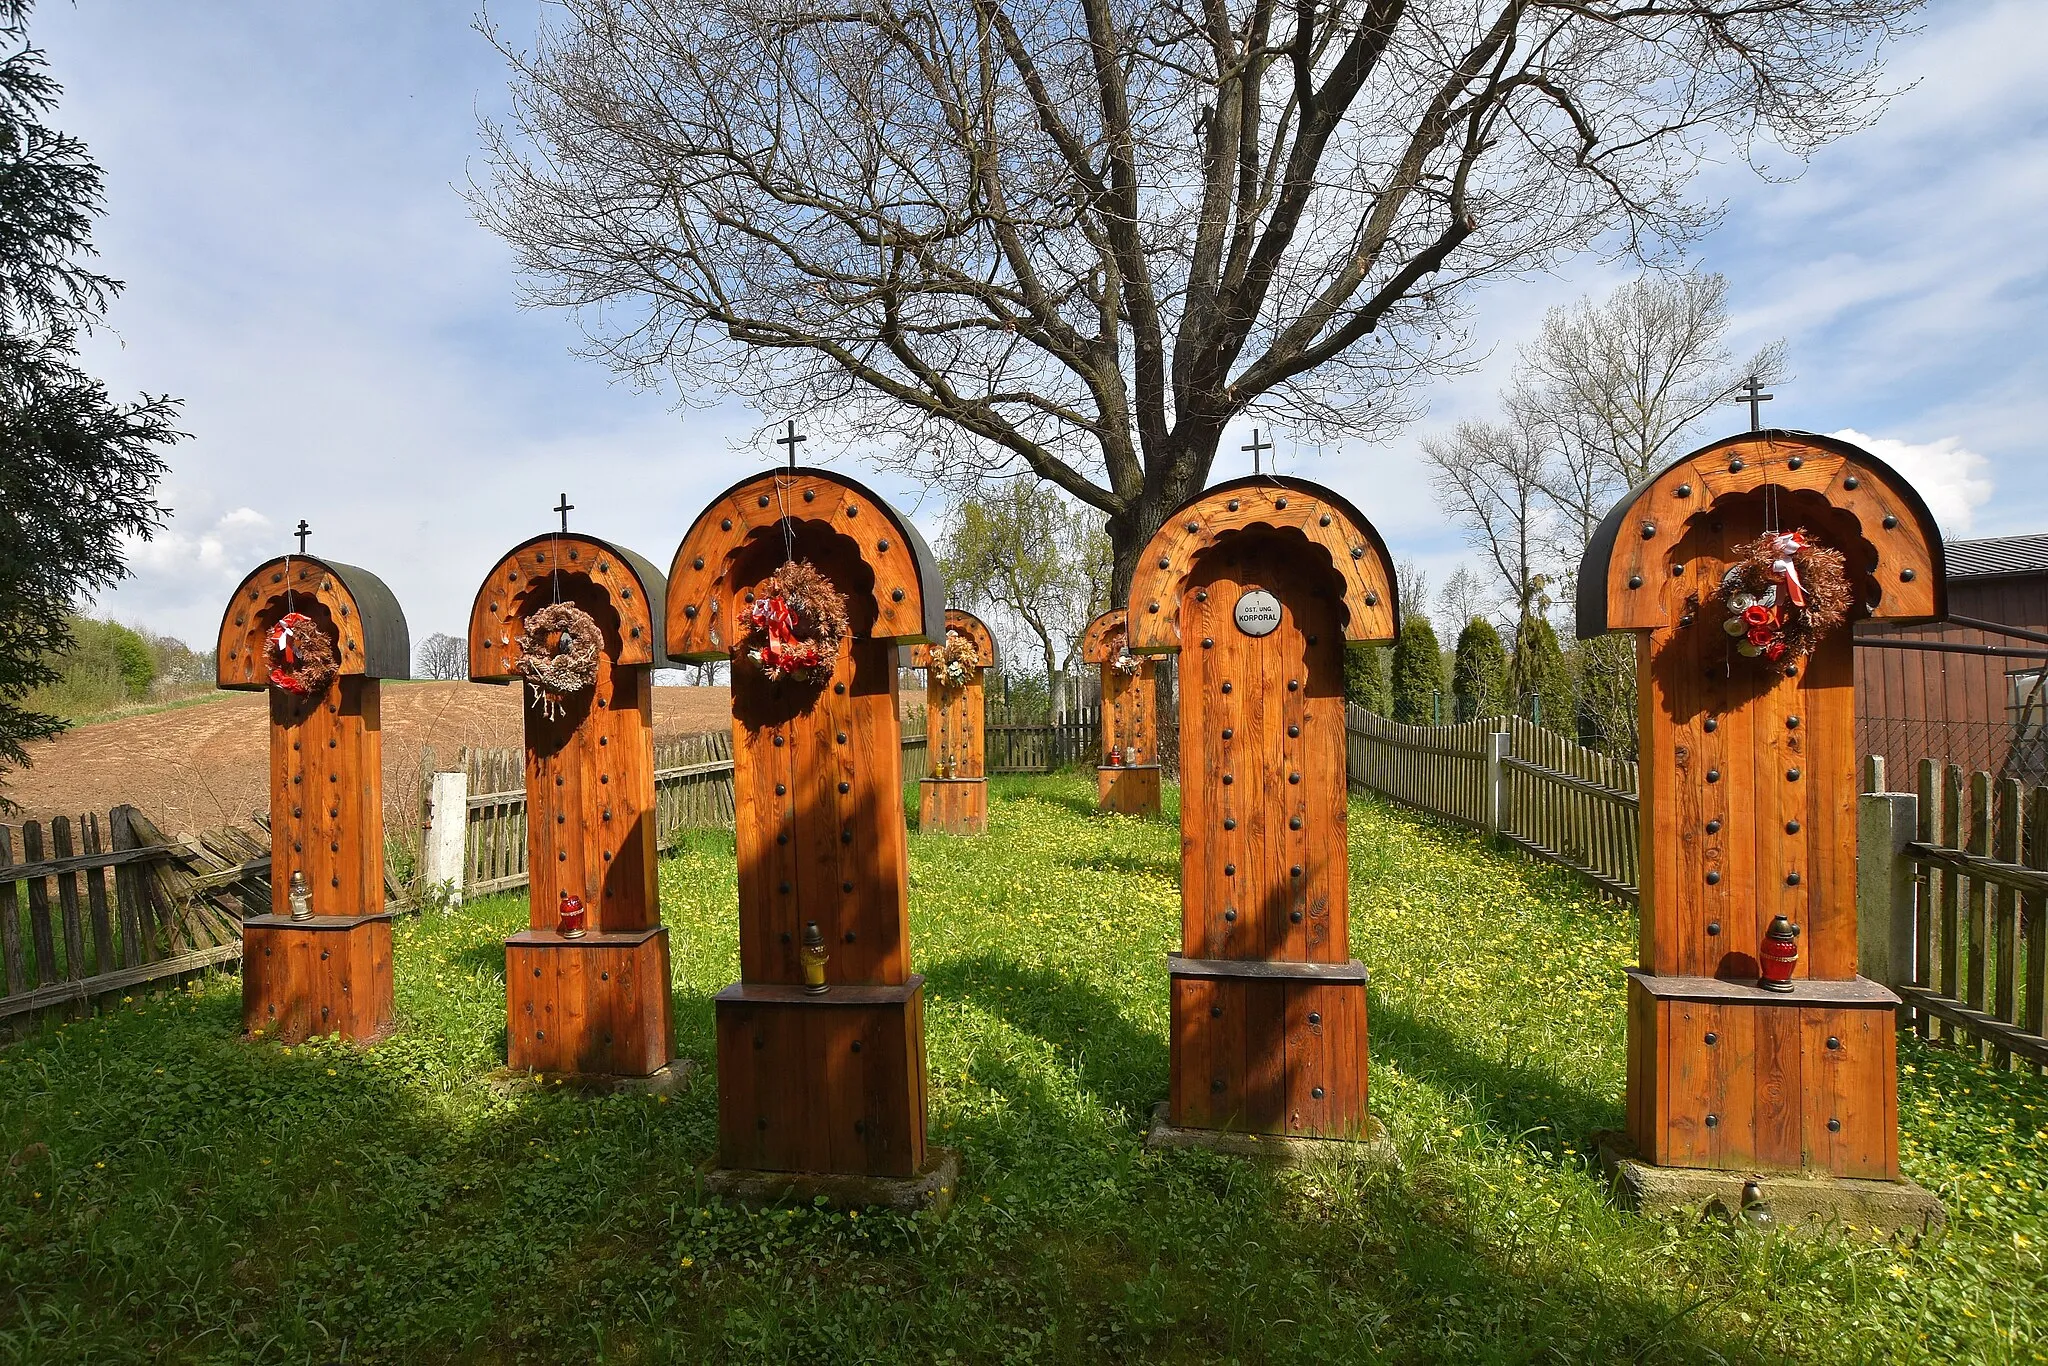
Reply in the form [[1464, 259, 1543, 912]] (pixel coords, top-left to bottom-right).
[[1107, 431, 1219, 606]]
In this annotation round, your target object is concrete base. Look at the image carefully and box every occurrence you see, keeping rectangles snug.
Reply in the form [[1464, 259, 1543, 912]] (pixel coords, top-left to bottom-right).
[[700, 1145, 960, 1214], [1145, 1102, 1400, 1170], [486, 1058, 695, 1098], [1597, 1142, 1946, 1240]]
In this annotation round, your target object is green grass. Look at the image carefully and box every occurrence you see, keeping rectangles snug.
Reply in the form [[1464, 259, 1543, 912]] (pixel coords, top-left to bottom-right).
[[1, 774, 2043, 1364]]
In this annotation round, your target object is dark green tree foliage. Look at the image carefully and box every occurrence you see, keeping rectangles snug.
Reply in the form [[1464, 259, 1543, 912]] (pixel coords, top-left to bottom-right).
[[0, 0, 181, 779], [1451, 618, 1508, 722], [1390, 616, 1444, 726], [1509, 614, 1572, 726], [1343, 645, 1389, 715]]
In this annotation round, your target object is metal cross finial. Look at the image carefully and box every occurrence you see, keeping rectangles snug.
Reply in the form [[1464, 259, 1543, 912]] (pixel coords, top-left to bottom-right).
[[777, 419, 807, 469], [554, 493, 574, 533], [1241, 427, 1273, 474], [294, 520, 310, 554], [1731, 376, 1775, 432]]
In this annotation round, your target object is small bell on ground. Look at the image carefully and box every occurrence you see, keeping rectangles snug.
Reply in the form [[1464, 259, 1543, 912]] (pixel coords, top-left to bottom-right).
[[1739, 1179, 1775, 1228], [801, 921, 829, 994], [557, 888, 588, 939], [1759, 915, 1801, 991], [287, 870, 313, 922]]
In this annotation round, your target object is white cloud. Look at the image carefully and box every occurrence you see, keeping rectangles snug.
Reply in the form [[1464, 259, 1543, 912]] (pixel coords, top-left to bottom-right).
[[1830, 429, 1993, 538]]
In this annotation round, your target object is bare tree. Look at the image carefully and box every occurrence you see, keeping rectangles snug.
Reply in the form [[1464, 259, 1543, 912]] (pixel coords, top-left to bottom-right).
[[1435, 564, 1497, 633], [1515, 271, 1783, 564], [474, 0, 1914, 597], [939, 479, 1111, 713], [1422, 417, 1550, 618], [416, 632, 467, 681]]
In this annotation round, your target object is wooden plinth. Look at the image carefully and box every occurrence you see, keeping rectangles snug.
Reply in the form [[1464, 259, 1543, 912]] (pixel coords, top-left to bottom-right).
[[506, 927, 675, 1078], [1167, 956, 1369, 1139], [1625, 972, 1899, 1179], [242, 914, 394, 1043], [714, 978, 929, 1178], [1096, 764, 1161, 816], [918, 777, 988, 835]]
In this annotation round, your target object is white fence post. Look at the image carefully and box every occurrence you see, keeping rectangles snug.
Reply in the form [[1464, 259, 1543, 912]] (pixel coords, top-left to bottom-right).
[[422, 768, 468, 905], [1484, 730, 1509, 839], [1857, 787, 1917, 990]]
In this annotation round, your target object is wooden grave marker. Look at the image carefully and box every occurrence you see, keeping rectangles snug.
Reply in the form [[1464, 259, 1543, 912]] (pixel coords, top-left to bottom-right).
[[1081, 607, 1162, 816], [1579, 430, 1946, 1228], [907, 608, 996, 834], [1126, 477, 1398, 1149], [468, 531, 681, 1082], [217, 552, 409, 1043], [668, 467, 954, 1205]]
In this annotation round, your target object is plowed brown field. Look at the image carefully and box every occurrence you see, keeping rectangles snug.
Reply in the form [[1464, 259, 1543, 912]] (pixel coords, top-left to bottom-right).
[[2, 682, 736, 835]]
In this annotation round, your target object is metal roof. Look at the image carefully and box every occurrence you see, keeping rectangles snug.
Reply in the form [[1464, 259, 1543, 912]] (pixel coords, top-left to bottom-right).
[[1947, 534, 2048, 580]]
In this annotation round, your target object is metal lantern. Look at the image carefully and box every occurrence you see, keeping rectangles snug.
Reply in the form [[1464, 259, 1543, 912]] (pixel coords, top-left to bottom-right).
[[557, 888, 588, 939], [801, 920, 829, 994], [287, 870, 313, 922], [1758, 915, 1800, 991]]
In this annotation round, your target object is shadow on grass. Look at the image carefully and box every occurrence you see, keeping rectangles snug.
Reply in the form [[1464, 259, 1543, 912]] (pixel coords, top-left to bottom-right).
[[1367, 997, 1623, 1162], [1059, 848, 1180, 882], [919, 954, 1766, 1364]]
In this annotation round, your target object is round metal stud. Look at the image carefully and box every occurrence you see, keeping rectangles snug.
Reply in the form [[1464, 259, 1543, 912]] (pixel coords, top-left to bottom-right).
[[1708, 921, 1720, 936], [1628, 575, 1643, 589], [1882, 515, 1898, 529], [1787, 872, 1801, 886], [1901, 567, 1917, 582], [1788, 455, 1803, 470], [1827, 1036, 1841, 1051], [1224, 818, 1236, 830], [1705, 1032, 1718, 1045], [1705, 1113, 1719, 1128], [1844, 476, 1860, 490], [1676, 483, 1693, 498], [1223, 908, 1237, 922], [1828, 1117, 1842, 1132], [1311, 1086, 1325, 1100], [1706, 870, 1721, 885], [1706, 819, 1721, 834], [1786, 820, 1801, 835]]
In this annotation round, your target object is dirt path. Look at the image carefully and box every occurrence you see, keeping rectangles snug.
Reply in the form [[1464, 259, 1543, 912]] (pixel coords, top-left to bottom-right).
[[3, 682, 736, 835]]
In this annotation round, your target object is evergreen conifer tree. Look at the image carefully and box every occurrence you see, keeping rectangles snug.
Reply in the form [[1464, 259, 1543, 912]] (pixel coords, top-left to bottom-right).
[[0, 0, 183, 785], [1451, 618, 1508, 722], [1390, 616, 1444, 725]]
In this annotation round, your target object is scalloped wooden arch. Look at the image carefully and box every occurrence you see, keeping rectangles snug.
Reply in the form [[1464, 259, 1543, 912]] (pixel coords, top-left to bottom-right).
[[665, 467, 944, 661], [1080, 607, 1127, 665], [216, 555, 409, 689], [468, 533, 666, 681], [907, 608, 997, 669], [1125, 476, 1398, 651], [1578, 430, 1947, 637]]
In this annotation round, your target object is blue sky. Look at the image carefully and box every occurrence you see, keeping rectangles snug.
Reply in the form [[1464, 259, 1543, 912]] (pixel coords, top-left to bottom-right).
[[37, 0, 2046, 650]]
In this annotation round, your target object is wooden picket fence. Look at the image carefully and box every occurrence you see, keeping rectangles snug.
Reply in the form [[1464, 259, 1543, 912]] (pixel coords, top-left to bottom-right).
[[987, 707, 1096, 772], [1343, 707, 1642, 901], [1889, 758, 2048, 1068], [455, 730, 931, 897], [0, 807, 266, 1024]]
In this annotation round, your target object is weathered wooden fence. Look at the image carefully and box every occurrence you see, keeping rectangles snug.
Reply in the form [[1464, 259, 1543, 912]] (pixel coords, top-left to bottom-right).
[[442, 730, 932, 898], [1861, 756, 2047, 1069], [1343, 707, 1641, 900], [0, 807, 264, 1024], [987, 707, 1096, 772]]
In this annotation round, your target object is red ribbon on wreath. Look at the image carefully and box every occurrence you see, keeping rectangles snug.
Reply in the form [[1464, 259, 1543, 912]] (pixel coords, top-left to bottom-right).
[[266, 611, 337, 695], [1765, 531, 1809, 609], [748, 593, 827, 679]]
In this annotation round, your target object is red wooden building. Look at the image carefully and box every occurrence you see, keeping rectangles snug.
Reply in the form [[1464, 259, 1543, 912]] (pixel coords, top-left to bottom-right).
[[1856, 533, 2048, 783]]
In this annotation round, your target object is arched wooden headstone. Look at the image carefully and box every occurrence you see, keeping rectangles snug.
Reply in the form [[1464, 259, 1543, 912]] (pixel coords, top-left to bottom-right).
[[1127, 478, 1398, 1153], [908, 608, 996, 834], [1081, 608, 1162, 816], [1580, 430, 1944, 1230], [217, 552, 409, 1043], [668, 467, 956, 1208], [468, 532, 683, 1084]]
